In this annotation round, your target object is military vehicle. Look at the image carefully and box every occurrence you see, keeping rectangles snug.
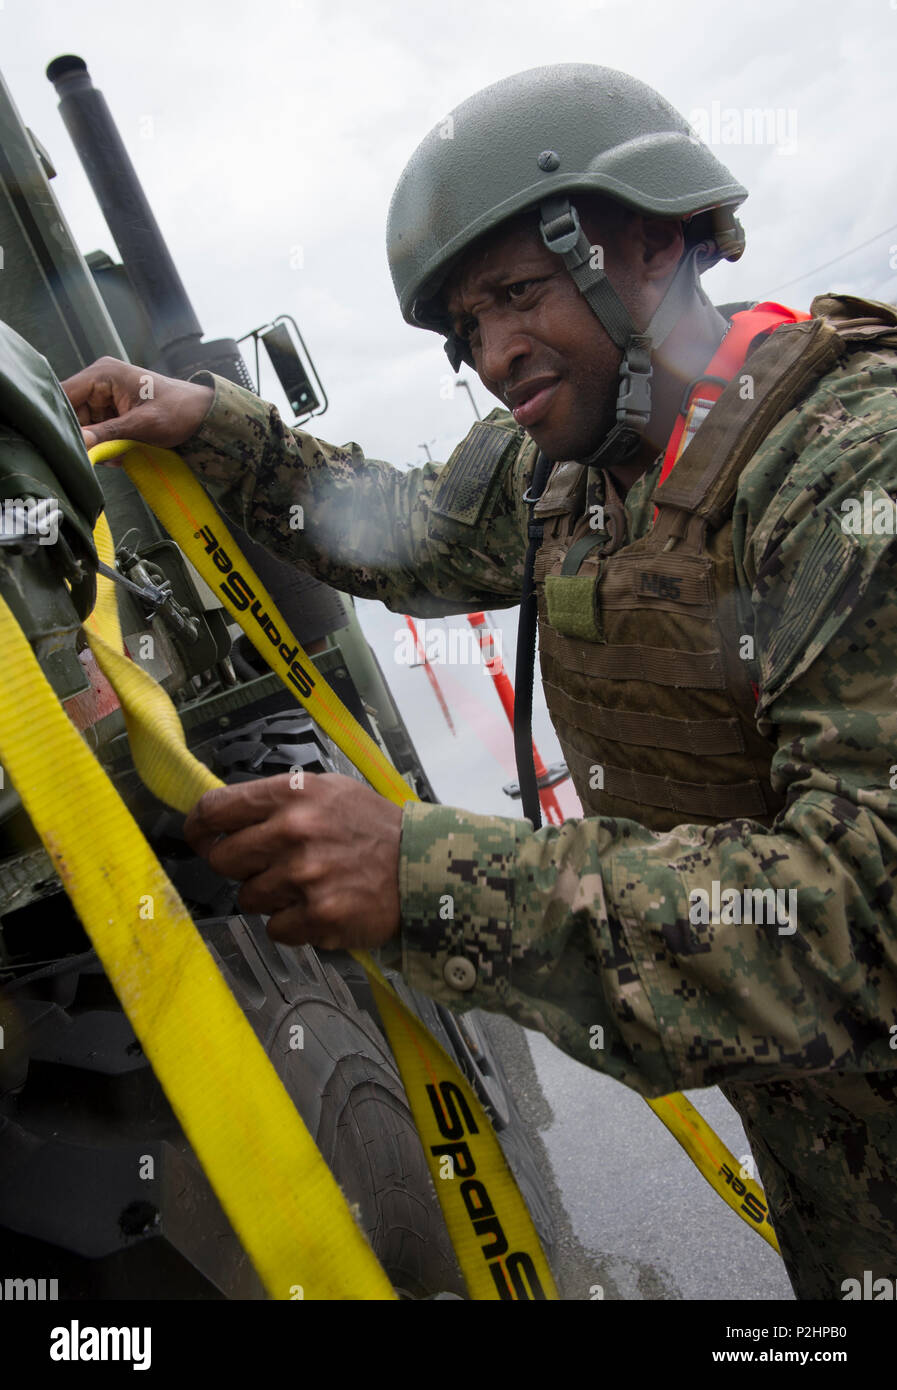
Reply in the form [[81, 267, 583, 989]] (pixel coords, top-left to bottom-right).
[[0, 54, 555, 1299]]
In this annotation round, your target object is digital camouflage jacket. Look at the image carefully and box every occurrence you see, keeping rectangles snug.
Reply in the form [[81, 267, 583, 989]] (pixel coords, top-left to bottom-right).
[[178, 293, 897, 1299]]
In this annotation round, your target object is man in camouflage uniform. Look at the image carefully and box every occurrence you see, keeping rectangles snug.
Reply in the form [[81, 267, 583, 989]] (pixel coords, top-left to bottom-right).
[[63, 64, 897, 1300]]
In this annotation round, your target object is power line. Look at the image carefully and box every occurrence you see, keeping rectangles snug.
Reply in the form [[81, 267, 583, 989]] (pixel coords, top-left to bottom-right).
[[770, 220, 897, 294]]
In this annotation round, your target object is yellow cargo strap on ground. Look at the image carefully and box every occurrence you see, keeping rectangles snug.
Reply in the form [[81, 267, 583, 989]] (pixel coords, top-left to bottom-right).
[[92, 440, 781, 1263]]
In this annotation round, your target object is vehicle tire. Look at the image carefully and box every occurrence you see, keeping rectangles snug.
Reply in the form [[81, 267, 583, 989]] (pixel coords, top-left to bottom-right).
[[205, 709, 557, 1264], [0, 908, 465, 1299]]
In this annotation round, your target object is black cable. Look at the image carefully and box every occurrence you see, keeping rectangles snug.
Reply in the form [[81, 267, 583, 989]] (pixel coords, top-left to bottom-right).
[[514, 450, 553, 828]]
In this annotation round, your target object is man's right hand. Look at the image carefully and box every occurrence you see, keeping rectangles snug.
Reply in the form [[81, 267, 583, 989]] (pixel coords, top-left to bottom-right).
[[61, 357, 214, 457]]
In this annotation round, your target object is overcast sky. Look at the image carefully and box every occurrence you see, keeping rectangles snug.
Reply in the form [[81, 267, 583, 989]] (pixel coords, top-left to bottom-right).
[[6, 0, 897, 818]]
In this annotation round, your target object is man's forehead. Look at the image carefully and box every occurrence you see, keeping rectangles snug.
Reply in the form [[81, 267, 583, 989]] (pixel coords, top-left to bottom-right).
[[442, 214, 551, 312]]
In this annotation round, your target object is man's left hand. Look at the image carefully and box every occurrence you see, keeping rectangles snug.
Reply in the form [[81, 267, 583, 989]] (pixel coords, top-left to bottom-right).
[[183, 773, 403, 950]]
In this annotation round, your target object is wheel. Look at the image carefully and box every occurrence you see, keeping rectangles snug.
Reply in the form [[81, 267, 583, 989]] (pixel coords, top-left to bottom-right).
[[205, 708, 557, 1265], [332, 953, 557, 1262], [0, 904, 465, 1299]]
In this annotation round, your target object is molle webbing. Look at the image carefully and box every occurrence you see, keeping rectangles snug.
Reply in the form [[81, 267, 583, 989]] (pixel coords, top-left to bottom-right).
[[562, 744, 769, 819], [538, 626, 727, 688], [541, 680, 745, 755]]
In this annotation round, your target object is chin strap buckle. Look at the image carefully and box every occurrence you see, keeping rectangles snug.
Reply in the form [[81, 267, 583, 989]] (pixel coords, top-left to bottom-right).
[[616, 335, 653, 432]]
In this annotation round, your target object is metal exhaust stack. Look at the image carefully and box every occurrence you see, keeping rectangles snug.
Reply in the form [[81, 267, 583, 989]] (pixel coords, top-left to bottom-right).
[[46, 54, 250, 386]]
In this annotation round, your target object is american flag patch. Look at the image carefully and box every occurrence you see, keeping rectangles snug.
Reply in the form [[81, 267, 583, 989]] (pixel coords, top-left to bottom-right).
[[431, 422, 518, 526]]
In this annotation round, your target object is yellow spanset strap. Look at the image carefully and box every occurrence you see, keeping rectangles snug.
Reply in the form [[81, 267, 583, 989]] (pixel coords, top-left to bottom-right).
[[0, 590, 394, 1301], [645, 1094, 780, 1255], [91, 440, 781, 1267], [83, 441, 559, 1299]]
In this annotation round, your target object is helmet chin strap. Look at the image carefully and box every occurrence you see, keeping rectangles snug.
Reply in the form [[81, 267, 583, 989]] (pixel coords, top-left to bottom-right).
[[538, 196, 705, 469]]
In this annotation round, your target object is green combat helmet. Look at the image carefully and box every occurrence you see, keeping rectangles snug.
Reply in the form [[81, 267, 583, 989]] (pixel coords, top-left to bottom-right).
[[387, 62, 748, 468]]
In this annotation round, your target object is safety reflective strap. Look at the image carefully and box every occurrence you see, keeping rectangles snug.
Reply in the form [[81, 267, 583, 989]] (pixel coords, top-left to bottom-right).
[[88, 440, 559, 1301], [89, 440, 782, 1267]]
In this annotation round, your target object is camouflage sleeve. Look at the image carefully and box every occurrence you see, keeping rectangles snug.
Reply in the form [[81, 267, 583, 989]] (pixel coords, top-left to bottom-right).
[[397, 376, 897, 1100], [176, 371, 535, 616]]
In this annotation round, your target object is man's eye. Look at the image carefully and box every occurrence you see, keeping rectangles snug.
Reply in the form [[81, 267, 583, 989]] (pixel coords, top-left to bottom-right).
[[454, 279, 543, 340]]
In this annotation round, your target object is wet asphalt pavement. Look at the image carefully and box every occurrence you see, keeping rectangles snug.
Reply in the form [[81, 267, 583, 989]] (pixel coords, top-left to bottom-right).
[[479, 1011, 796, 1303]]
